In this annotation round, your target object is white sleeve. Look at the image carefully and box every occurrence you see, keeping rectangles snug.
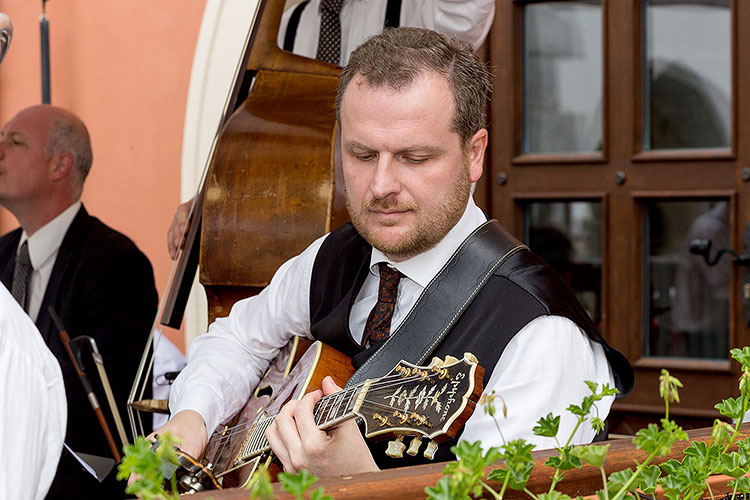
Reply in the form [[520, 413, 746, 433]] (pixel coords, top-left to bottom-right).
[[459, 315, 615, 451], [403, 0, 496, 50], [169, 234, 327, 435], [0, 287, 66, 500]]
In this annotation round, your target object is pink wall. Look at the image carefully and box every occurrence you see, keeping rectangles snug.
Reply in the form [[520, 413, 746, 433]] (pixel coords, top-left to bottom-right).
[[0, 1, 207, 351]]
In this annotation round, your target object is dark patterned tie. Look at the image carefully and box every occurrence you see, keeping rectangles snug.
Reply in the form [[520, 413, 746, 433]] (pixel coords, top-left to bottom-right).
[[362, 263, 402, 347], [316, 0, 344, 64], [11, 240, 32, 312]]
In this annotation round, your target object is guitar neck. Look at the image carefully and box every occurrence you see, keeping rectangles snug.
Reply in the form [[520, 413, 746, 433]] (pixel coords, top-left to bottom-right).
[[238, 381, 370, 460]]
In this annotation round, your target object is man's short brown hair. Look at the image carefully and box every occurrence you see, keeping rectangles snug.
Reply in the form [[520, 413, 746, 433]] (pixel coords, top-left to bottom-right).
[[336, 27, 491, 147]]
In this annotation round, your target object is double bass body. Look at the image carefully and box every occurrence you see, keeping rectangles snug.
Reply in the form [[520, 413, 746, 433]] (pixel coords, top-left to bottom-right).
[[200, 0, 348, 321]]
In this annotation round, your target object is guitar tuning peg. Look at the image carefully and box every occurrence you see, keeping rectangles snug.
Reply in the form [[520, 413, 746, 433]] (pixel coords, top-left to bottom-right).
[[423, 440, 439, 460], [443, 355, 458, 365], [406, 436, 423, 456], [385, 436, 406, 458], [463, 352, 478, 364], [428, 357, 442, 369]]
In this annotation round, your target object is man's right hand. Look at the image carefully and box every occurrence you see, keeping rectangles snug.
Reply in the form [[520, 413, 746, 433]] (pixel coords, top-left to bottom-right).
[[167, 199, 194, 259], [146, 409, 208, 460]]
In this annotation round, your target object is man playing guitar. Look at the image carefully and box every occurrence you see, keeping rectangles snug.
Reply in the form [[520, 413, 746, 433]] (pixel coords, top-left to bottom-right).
[[150, 27, 632, 479]]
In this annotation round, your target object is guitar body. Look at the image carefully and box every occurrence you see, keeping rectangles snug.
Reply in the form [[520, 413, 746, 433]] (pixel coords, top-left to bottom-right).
[[201, 338, 355, 489]]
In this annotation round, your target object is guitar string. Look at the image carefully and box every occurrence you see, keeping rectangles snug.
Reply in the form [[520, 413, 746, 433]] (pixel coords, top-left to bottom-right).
[[204, 369, 469, 454], [206, 370, 449, 449]]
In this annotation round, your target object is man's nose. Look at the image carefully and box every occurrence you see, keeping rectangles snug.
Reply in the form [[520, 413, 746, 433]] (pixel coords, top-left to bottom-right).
[[370, 156, 400, 199]]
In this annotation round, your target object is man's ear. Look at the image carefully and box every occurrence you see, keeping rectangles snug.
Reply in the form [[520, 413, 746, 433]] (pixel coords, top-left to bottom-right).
[[49, 152, 74, 181], [466, 128, 487, 183]]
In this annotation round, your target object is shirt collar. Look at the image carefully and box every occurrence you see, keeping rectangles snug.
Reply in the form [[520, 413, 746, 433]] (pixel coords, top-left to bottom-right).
[[369, 198, 488, 287], [19, 201, 81, 270]]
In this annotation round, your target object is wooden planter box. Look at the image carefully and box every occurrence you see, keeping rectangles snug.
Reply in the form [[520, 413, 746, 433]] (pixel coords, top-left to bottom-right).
[[185, 424, 750, 499]]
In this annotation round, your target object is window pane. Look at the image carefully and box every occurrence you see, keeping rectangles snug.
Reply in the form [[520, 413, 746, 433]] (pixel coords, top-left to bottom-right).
[[524, 201, 602, 326], [643, 200, 730, 359], [523, 1, 602, 154], [644, 0, 731, 150]]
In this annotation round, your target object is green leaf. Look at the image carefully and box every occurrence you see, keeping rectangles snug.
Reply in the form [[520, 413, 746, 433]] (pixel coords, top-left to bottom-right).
[[309, 487, 333, 500], [633, 421, 685, 457], [730, 347, 750, 370], [544, 446, 582, 472], [489, 439, 536, 490], [279, 469, 320, 499], [424, 476, 461, 500], [533, 413, 560, 438], [571, 444, 609, 468], [245, 468, 274, 499], [118, 434, 181, 500], [637, 464, 661, 495], [715, 397, 745, 421], [728, 476, 750, 495], [606, 468, 635, 496], [566, 403, 585, 417], [537, 492, 573, 500], [717, 452, 750, 478]]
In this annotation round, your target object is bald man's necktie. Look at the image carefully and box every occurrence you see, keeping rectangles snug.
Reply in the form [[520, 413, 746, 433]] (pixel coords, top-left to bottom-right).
[[11, 241, 32, 312], [362, 263, 402, 348], [316, 0, 344, 64]]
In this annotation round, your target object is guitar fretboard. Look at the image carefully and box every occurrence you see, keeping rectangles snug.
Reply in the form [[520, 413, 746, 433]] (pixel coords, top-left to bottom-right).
[[236, 382, 369, 463]]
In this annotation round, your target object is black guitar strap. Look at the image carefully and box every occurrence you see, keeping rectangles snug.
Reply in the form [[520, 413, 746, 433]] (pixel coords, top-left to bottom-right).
[[346, 219, 527, 387]]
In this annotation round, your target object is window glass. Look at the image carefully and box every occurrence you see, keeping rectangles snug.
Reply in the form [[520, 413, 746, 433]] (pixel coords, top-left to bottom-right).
[[643, 200, 730, 359], [644, 0, 731, 150], [523, 1, 602, 154], [525, 201, 603, 326]]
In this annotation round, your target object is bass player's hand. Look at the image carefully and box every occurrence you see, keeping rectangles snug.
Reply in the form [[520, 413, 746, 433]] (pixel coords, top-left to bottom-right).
[[264, 376, 380, 477], [167, 199, 194, 259]]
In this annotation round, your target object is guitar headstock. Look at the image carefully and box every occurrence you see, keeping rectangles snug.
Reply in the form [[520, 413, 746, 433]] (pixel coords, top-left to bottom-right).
[[353, 353, 483, 459]]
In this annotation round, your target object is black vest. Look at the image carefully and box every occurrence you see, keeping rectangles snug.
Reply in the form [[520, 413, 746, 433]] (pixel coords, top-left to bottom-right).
[[309, 223, 633, 468]]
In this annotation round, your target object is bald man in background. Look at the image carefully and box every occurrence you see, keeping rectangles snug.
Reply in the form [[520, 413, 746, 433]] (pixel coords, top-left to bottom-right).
[[0, 105, 157, 499]]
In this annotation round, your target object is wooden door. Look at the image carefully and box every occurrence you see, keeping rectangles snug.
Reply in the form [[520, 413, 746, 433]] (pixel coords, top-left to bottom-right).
[[485, 0, 750, 432]]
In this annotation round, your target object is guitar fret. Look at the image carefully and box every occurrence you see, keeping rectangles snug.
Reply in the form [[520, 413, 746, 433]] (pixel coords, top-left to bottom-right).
[[315, 395, 332, 426]]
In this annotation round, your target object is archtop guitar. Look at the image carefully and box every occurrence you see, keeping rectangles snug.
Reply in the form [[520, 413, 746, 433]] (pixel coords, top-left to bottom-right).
[[172, 338, 483, 493]]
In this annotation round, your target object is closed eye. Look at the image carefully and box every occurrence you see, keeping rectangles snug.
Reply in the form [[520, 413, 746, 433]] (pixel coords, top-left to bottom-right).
[[402, 155, 430, 164]]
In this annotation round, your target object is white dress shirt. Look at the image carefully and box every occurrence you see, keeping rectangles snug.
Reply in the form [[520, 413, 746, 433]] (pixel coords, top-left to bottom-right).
[[16, 201, 81, 321], [171, 197, 615, 453], [0, 283, 67, 500], [279, 0, 496, 65]]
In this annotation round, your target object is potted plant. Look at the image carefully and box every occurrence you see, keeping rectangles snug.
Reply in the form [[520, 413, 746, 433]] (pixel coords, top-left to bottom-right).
[[426, 347, 750, 500]]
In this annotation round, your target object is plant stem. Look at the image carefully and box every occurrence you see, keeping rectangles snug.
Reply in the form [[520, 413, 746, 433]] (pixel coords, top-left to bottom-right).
[[611, 455, 656, 500], [498, 467, 511, 499], [704, 477, 716, 500], [724, 384, 749, 454], [493, 415, 507, 446], [480, 481, 503, 500], [564, 416, 585, 448], [600, 466, 610, 500], [523, 487, 540, 500], [548, 469, 563, 494]]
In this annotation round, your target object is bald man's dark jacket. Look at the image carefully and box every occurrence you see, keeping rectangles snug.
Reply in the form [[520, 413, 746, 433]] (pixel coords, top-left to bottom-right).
[[0, 205, 157, 499]]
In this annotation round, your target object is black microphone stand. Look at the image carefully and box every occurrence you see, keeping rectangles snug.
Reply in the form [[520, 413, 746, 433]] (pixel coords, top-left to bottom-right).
[[40, 0, 51, 103]]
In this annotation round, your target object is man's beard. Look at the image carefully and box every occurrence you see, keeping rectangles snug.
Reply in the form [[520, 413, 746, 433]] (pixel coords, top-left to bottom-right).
[[346, 164, 472, 260]]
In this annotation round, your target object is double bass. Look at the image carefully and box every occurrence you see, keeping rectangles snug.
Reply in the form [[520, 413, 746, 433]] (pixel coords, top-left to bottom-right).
[[199, 0, 348, 321], [129, 0, 347, 436]]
